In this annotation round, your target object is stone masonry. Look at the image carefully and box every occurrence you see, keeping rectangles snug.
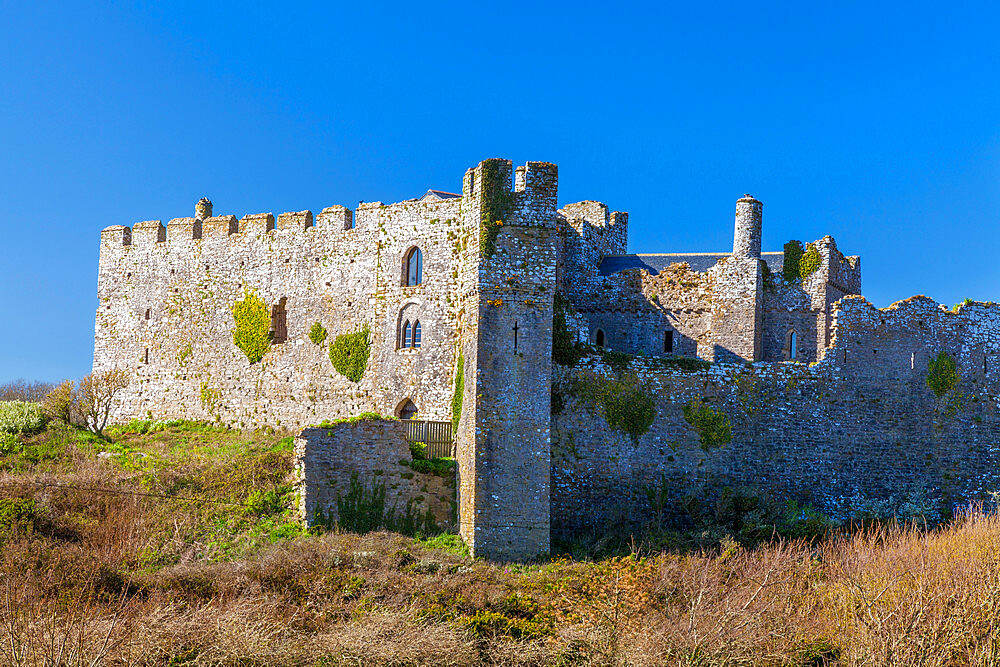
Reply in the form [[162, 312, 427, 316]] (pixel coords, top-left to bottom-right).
[[96, 157, 995, 559]]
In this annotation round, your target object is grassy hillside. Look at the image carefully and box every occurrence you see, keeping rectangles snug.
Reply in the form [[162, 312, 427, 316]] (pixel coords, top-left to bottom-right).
[[2, 421, 1000, 665]]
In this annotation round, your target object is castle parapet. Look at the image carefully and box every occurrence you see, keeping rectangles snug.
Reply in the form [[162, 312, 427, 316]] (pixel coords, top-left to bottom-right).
[[203, 215, 238, 236], [239, 213, 274, 235], [277, 210, 314, 231], [167, 217, 201, 242], [317, 205, 353, 231], [101, 225, 131, 247], [132, 220, 165, 245]]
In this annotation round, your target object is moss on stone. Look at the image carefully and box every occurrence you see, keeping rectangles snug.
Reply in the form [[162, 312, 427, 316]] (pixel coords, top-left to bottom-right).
[[573, 374, 656, 441], [478, 159, 514, 259], [329, 327, 371, 383], [231, 290, 271, 363], [552, 293, 584, 366], [783, 240, 804, 283]]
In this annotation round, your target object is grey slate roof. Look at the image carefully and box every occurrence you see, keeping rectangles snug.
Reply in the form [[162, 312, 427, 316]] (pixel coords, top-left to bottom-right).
[[599, 252, 785, 276]]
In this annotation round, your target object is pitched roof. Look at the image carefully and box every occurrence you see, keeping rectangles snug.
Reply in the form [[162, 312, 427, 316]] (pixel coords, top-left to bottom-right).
[[599, 252, 785, 276], [418, 189, 463, 202]]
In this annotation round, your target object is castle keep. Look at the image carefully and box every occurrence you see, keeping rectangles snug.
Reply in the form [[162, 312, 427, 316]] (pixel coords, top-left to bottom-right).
[[95, 158, 1000, 559]]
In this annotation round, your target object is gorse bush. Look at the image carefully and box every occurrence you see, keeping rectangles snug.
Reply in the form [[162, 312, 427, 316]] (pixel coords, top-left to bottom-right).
[[0, 401, 46, 434], [231, 290, 272, 363]]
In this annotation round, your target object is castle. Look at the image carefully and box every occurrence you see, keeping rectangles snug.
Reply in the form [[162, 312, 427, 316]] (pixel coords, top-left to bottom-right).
[[95, 158, 1000, 559]]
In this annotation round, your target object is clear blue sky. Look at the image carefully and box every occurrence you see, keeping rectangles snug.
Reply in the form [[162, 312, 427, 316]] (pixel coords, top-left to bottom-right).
[[2, 1, 998, 383]]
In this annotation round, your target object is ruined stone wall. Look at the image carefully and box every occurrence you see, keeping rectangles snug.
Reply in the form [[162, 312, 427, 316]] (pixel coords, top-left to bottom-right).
[[96, 190, 476, 429], [295, 419, 455, 531], [550, 295, 1000, 538]]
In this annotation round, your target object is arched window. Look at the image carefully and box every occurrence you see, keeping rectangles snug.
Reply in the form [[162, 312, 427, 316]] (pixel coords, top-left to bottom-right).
[[595, 329, 605, 348], [786, 330, 797, 360], [402, 320, 413, 348], [404, 247, 423, 286], [413, 320, 422, 348]]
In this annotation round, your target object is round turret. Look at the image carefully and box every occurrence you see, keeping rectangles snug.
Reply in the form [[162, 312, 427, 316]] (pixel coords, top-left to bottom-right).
[[195, 197, 213, 220], [733, 194, 762, 259]]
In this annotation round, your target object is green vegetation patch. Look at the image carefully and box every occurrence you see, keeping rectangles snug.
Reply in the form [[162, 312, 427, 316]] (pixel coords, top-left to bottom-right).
[[451, 353, 464, 431], [927, 351, 959, 397], [783, 240, 804, 282], [682, 399, 732, 451], [316, 472, 437, 536], [404, 440, 456, 478], [573, 375, 656, 441], [0, 401, 46, 435], [799, 242, 821, 278], [313, 412, 395, 429], [329, 327, 371, 383], [231, 290, 271, 363], [478, 158, 515, 259], [552, 294, 584, 366], [309, 321, 328, 346], [0, 497, 40, 535]]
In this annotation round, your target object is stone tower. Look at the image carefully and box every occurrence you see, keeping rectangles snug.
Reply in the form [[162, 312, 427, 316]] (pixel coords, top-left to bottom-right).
[[454, 159, 559, 560], [712, 195, 765, 362]]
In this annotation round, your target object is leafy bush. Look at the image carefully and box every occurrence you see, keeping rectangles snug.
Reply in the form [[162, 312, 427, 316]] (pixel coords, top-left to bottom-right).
[[0, 401, 46, 434], [231, 290, 272, 363], [244, 487, 288, 516], [0, 432, 20, 455], [682, 399, 732, 451], [43, 379, 77, 424], [0, 498, 39, 535], [927, 351, 959, 397], [308, 321, 328, 345], [406, 457, 456, 477], [329, 327, 370, 383]]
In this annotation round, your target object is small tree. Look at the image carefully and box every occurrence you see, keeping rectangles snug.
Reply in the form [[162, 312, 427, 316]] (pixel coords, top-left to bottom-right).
[[77, 369, 130, 436], [42, 380, 78, 425]]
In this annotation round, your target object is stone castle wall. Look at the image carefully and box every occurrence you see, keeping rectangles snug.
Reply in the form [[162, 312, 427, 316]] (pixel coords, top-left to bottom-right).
[[551, 295, 1000, 537], [295, 419, 455, 530], [96, 191, 476, 429]]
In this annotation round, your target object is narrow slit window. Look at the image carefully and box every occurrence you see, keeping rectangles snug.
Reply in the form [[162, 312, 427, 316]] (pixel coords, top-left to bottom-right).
[[144, 308, 151, 320], [143, 348, 149, 364], [413, 320, 422, 348], [270, 298, 287, 343], [664, 330, 673, 353], [403, 320, 412, 348], [911, 352, 916, 370]]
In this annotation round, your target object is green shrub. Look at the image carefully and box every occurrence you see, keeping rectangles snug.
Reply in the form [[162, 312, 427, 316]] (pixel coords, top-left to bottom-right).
[[329, 327, 370, 383], [309, 321, 328, 345], [0, 401, 46, 434], [231, 290, 271, 363], [244, 487, 288, 516], [320, 472, 434, 536], [406, 457, 456, 477], [0, 498, 39, 535], [799, 243, 821, 278], [927, 351, 959, 397], [451, 353, 464, 431], [682, 399, 732, 451], [0, 432, 21, 455]]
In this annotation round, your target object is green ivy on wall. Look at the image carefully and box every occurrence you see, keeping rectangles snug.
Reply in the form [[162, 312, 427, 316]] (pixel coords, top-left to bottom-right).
[[329, 327, 371, 383], [451, 352, 464, 431], [927, 351, 959, 397], [552, 293, 584, 366], [479, 158, 514, 259], [572, 374, 656, 442], [309, 321, 328, 346], [231, 290, 271, 363], [682, 399, 732, 451], [799, 243, 821, 278], [783, 240, 804, 283]]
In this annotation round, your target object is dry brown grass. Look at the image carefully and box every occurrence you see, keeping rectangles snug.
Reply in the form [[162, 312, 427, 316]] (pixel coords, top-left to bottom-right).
[[4, 425, 1000, 665]]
